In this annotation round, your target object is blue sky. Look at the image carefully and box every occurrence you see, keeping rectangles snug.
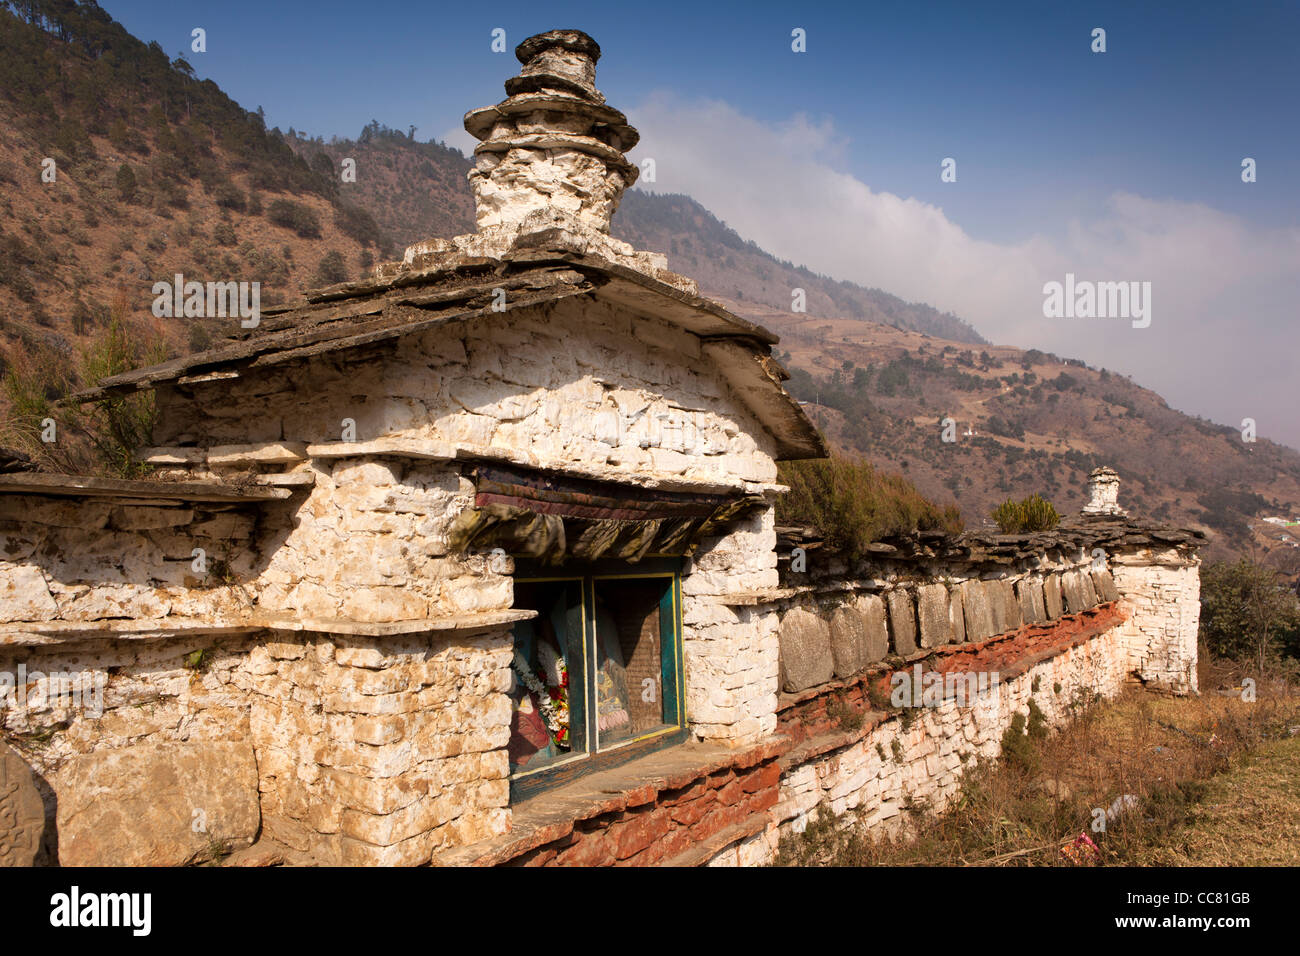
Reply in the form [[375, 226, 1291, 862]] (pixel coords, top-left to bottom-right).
[[103, 0, 1299, 233], [101, 0, 1300, 446]]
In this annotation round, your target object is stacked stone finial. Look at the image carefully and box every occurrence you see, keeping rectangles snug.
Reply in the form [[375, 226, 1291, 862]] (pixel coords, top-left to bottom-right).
[[1082, 466, 1126, 516], [463, 29, 640, 236], [386, 30, 691, 293]]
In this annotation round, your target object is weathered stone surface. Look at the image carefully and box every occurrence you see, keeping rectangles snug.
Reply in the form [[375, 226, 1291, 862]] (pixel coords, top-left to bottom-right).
[[1080, 570, 1099, 607], [109, 506, 194, 531], [916, 584, 951, 649], [0, 741, 45, 867], [0, 564, 58, 624], [858, 594, 890, 663], [778, 608, 834, 693], [459, 28, 655, 280], [948, 586, 966, 643], [886, 589, 917, 656], [0, 564, 57, 623], [55, 741, 259, 866], [829, 595, 890, 677], [1092, 568, 1120, 603], [986, 581, 1006, 635], [988, 579, 1022, 634], [960, 580, 995, 642], [1015, 577, 1047, 624], [1061, 570, 1089, 614], [1111, 561, 1201, 695], [829, 603, 869, 678], [1043, 574, 1064, 620]]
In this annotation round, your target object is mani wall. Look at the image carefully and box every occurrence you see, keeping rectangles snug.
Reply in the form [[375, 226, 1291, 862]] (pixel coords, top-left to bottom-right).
[[755, 518, 1202, 858], [0, 300, 1202, 868], [415, 517, 1204, 867], [0, 461, 1203, 867]]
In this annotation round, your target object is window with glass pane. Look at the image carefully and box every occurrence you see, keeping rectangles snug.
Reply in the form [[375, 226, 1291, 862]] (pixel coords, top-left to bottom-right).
[[508, 566, 684, 793], [507, 580, 586, 775], [591, 577, 677, 747]]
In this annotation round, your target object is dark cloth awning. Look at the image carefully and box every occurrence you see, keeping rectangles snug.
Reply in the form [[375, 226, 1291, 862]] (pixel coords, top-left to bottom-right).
[[448, 464, 763, 563]]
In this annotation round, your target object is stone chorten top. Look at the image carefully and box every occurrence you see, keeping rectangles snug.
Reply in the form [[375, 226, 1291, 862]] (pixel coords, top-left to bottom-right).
[[385, 29, 687, 290], [1081, 466, 1127, 517], [463, 29, 640, 237]]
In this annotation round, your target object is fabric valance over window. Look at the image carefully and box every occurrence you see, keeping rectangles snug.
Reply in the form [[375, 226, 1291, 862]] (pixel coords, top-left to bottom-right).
[[448, 464, 763, 563]]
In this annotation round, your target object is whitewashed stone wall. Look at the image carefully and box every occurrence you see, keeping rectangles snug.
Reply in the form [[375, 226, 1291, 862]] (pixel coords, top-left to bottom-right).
[[0, 636, 255, 773], [150, 298, 786, 753], [1, 292, 790, 861], [250, 459, 504, 623], [246, 629, 513, 864], [682, 507, 782, 745], [705, 621, 1128, 866], [0, 496, 257, 624], [155, 297, 779, 490], [1112, 553, 1201, 694], [0, 625, 514, 865]]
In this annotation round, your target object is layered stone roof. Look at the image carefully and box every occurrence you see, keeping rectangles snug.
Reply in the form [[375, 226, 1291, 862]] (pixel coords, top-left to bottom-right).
[[776, 515, 1206, 568]]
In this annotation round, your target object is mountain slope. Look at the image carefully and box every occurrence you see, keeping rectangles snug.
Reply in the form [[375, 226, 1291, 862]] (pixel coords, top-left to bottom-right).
[[0, 2, 385, 365], [734, 300, 1300, 572]]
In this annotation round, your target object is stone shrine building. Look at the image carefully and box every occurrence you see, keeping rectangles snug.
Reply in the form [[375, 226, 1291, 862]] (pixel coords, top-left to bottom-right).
[[0, 30, 1201, 867]]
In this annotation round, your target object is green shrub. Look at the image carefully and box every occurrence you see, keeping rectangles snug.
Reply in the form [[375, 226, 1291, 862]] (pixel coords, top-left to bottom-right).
[[776, 456, 963, 558], [212, 221, 237, 247], [314, 249, 349, 285], [1200, 559, 1300, 667], [78, 310, 167, 477], [999, 713, 1040, 774], [334, 203, 385, 247], [992, 493, 1059, 533], [212, 181, 246, 212], [114, 163, 136, 202], [267, 198, 321, 238], [1026, 699, 1049, 740], [187, 322, 213, 353]]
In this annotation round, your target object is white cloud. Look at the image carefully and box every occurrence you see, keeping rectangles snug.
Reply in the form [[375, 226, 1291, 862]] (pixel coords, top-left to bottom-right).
[[439, 125, 478, 157], [627, 92, 1300, 449]]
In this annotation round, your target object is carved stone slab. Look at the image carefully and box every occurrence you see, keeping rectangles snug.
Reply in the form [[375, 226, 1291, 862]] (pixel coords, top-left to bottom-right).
[[0, 740, 45, 867]]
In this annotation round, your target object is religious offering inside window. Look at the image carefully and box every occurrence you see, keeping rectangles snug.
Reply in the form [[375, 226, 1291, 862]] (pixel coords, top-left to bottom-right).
[[508, 580, 585, 774], [508, 566, 683, 793], [592, 578, 673, 746]]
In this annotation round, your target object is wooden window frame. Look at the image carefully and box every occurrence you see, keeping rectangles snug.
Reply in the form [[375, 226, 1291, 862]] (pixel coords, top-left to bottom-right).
[[508, 557, 688, 801]]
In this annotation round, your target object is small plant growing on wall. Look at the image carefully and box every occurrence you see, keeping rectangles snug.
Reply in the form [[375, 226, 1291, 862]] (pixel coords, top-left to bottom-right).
[[6, 722, 67, 751], [1026, 699, 1049, 740], [827, 696, 864, 733], [185, 648, 212, 672], [992, 494, 1060, 533], [898, 705, 915, 731], [205, 834, 230, 866]]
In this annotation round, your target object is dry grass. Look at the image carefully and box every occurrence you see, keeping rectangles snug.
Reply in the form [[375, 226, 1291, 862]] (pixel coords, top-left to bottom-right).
[[775, 660, 1300, 867]]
